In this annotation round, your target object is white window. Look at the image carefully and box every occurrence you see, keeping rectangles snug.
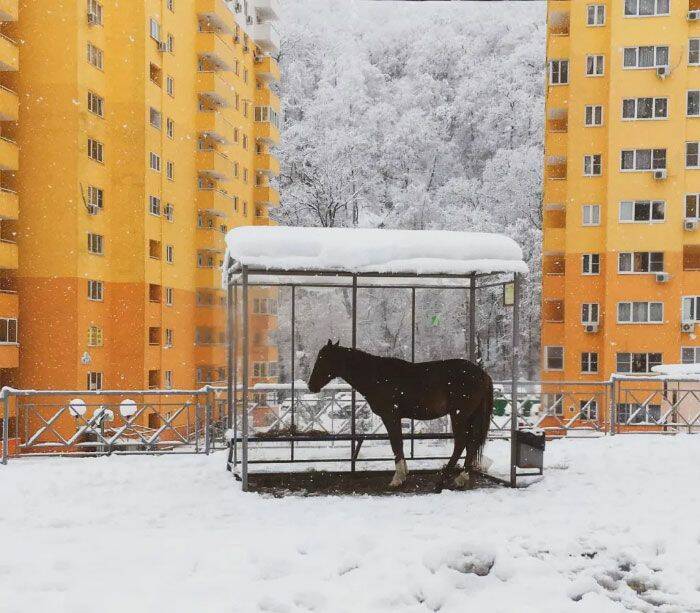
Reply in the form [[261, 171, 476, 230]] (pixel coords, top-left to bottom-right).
[[164, 370, 173, 389], [149, 107, 162, 129], [87, 138, 104, 162], [87, 280, 103, 301], [165, 287, 173, 306], [581, 352, 598, 374], [618, 251, 664, 273], [580, 399, 598, 419], [687, 142, 700, 168], [254, 106, 280, 128], [585, 105, 603, 126], [616, 353, 662, 374], [87, 185, 103, 213], [622, 97, 668, 120], [87, 371, 103, 391], [164, 203, 174, 221], [619, 200, 665, 223], [688, 91, 700, 118], [149, 18, 161, 41], [581, 303, 599, 324], [621, 148, 666, 171], [682, 296, 700, 323], [87, 325, 103, 347], [545, 346, 564, 371], [682, 347, 700, 364], [624, 0, 669, 16], [617, 301, 664, 324], [252, 298, 278, 315], [87, 233, 103, 255], [149, 152, 161, 172], [584, 154, 602, 176], [166, 75, 174, 97], [164, 329, 174, 347], [165, 245, 174, 263], [167, 33, 174, 53], [87, 42, 103, 69], [148, 195, 161, 215], [587, 4, 605, 25], [87, 0, 103, 24], [690, 39, 700, 66], [87, 91, 104, 117], [586, 54, 604, 76], [582, 253, 600, 275], [686, 194, 700, 220], [582, 204, 600, 226], [166, 118, 174, 139], [166, 161, 174, 180], [0, 318, 18, 344], [623, 45, 669, 68]]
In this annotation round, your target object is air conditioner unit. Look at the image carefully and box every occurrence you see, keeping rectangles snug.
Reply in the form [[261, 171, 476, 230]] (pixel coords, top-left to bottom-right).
[[87, 12, 98, 25], [656, 66, 671, 79], [685, 218, 699, 231], [689, 10, 700, 20], [157, 41, 169, 52], [655, 272, 671, 283], [254, 54, 263, 63], [584, 323, 599, 334], [234, 1, 242, 12], [681, 322, 696, 334], [653, 169, 667, 180]]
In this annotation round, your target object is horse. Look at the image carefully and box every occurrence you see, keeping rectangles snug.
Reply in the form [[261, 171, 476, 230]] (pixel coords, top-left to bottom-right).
[[307, 340, 493, 490]]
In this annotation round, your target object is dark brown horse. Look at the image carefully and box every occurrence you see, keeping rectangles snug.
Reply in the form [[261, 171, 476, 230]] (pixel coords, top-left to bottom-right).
[[308, 340, 493, 489]]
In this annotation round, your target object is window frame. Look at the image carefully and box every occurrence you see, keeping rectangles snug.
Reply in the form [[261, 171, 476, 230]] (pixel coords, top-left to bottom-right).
[[619, 200, 665, 223], [0, 317, 18, 344], [586, 4, 605, 26], [582, 253, 601, 275], [584, 105, 604, 127], [617, 301, 664, 324], [620, 148, 666, 172], [622, 45, 669, 69], [581, 352, 599, 374], [87, 232, 104, 255], [622, 97, 668, 121], [87, 91, 104, 117], [616, 352, 662, 374], [623, 0, 670, 17], [682, 296, 700, 323], [583, 154, 602, 176], [585, 54, 605, 77], [582, 204, 601, 226], [87, 280, 104, 302], [617, 251, 665, 274], [544, 346, 564, 371], [581, 302, 600, 324]]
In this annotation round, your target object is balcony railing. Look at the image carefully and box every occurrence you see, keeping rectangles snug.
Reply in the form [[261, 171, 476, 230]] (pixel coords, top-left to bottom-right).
[[254, 55, 281, 83], [197, 149, 232, 181], [0, 85, 18, 123], [197, 71, 235, 107], [0, 239, 18, 270], [254, 185, 280, 206], [255, 153, 280, 177], [0, 33, 18, 72], [0, 137, 18, 172], [0, 188, 18, 221], [196, 0, 235, 34], [251, 22, 280, 55], [197, 31, 235, 72], [197, 110, 235, 144]]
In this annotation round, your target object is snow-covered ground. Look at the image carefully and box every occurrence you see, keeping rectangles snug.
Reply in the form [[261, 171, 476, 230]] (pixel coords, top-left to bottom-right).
[[2, 436, 700, 613]]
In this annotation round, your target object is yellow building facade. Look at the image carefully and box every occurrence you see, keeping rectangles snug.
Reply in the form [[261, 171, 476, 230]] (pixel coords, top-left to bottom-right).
[[0, 0, 280, 391], [542, 1, 700, 402]]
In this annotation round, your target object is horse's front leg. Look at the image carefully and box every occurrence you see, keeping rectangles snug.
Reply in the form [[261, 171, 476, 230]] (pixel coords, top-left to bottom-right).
[[380, 414, 407, 488]]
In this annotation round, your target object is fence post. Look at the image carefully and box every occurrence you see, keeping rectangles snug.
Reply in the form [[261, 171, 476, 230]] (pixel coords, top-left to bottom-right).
[[609, 379, 617, 436], [2, 392, 9, 465], [204, 388, 212, 455]]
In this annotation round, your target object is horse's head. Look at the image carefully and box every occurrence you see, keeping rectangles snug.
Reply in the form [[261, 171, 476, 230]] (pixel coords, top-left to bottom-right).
[[308, 339, 342, 393]]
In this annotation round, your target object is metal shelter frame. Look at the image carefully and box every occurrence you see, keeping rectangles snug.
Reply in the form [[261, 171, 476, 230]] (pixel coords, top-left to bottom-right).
[[224, 265, 526, 490]]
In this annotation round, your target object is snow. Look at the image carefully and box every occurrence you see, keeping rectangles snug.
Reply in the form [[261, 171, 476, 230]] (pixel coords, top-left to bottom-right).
[[652, 364, 700, 379], [2, 436, 700, 612], [224, 226, 528, 280]]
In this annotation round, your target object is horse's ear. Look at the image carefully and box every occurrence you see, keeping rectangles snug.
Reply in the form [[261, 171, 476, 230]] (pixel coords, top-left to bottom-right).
[[326, 339, 332, 347], [334, 340, 340, 346]]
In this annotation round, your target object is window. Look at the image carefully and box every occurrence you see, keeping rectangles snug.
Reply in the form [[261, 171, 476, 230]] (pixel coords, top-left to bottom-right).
[[579, 399, 598, 420], [165, 287, 173, 306], [0, 318, 18, 344], [166, 118, 174, 139], [164, 329, 174, 348], [587, 4, 605, 25], [166, 161, 174, 180], [242, 135, 248, 150], [87, 280, 103, 301], [581, 353, 598, 374], [686, 194, 700, 220], [149, 152, 161, 172], [165, 245, 174, 263], [87, 138, 104, 162], [617, 403, 661, 424], [616, 352, 662, 374], [585, 105, 603, 126], [149, 240, 161, 259], [167, 0, 174, 11], [619, 200, 665, 223], [148, 284, 161, 303], [243, 168, 249, 183], [252, 298, 278, 315], [618, 252, 664, 273], [690, 39, 700, 66], [582, 204, 600, 226], [623, 45, 669, 68], [88, 0, 103, 24], [544, 393, 564, 416], [149, 18, 161, 41], [624, 0, 669, 16], [149, 195, 161, 215], [164, 203, 174, 221], [254, 106, 280, 128], [545, 346, 564, 371], [164, 370, 173, 389], [581, 303, 599, 324], [682, 347, 700, 364], [87, 371, 103, 391], [148, 327, 161, 346], [617, 301, 663, 323], [621, 148, 666, 171], [682, 296, 700, 323], [687, 142, 700, 169], [167, 33, 174, 53], [584, 154, 602, 176], [622, 97, 668, 120], [688, 91, 700, 118], [87, 233, 103, 255], [87, 185, 103, 214], [87, 325, 103, 347], [586, 54, 604, 76], [87, 42, 103, 69], [582, 253, 600, 275], [166, 76, 174, 97], [87, 91, 104, 117], [149, 107, 162, 129]]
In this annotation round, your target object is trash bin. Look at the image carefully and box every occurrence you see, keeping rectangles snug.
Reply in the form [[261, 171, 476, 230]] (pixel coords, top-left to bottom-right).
[[515, 429, 545, 471]]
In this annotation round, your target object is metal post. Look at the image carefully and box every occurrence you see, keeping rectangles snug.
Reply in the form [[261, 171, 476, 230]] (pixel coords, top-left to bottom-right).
[[509, 273, 520, 488], [241, 268, 250, 491], [2, 393, 10, 465], [226, 281, 234, 432], [351, 275, 357, 473], [290, 285, 296, 461], [410, 287, 415, 460], [469, 273, 476, 362], [232, 283, 238, 466], [204, 390, 212, 455], [610, 378, 617, 436]]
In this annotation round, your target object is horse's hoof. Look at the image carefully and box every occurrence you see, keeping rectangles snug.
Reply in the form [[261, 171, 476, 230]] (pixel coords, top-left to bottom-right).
[[388, 476, 407, 488]]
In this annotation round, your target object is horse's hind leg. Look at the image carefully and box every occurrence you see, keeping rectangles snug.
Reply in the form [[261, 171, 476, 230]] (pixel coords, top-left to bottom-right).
[[439, 411, 468, 489], [381, 415, 407, 488]]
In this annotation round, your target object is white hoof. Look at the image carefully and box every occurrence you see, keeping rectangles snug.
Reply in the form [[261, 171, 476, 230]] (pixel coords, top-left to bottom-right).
[[453, 471, 470, 488], [388, 459, 408, 488]]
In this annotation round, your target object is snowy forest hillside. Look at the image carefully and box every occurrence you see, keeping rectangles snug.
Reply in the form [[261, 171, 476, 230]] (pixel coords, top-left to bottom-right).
[[273, 0, 546, 380]]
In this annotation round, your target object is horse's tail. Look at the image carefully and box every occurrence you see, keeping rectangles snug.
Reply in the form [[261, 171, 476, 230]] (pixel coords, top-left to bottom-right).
[[466, 374, 493, 470]]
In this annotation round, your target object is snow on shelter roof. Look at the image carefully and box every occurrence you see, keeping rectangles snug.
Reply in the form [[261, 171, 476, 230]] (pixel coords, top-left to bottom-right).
[[223, 227, 527, 286]]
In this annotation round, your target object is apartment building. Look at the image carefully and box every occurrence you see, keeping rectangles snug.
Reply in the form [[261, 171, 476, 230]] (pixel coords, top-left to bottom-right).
[[0, 0, 280, 392], [542, 2, 700, 404]]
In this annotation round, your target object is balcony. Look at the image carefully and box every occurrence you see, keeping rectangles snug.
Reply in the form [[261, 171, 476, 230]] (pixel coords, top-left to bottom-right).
[[197, 71, 235, 107], [0, 188, 17, 220], [197, 31, 235, 72], [196, 266, 223, 290], [255, 121, 280, 145], [548, 11, 569, 36], [545, 156, 567, 181], [197, 110, 235, 144], [0, 85, 17, 122], [254, 185, 280, 207], [0, 34, 18, 72], [197, 149, 232, 181], [0, 239, 17, 269], [0, 342, 18, 368], [251, 22, 280, 55], [253, 0, 280, 20], [197, 227, 226, 254], [254, 55, 280, 83], [198, 188, 234, 216], [255, 87, 280, 111], [196, 0, 235, 34], [0, 137, 17, 171], [255, 153, 280, 177], [543, 228, 565, 252], [0, 0, 17, 21], [547, 108, 567, 133], [254, 212, 270, 226]]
